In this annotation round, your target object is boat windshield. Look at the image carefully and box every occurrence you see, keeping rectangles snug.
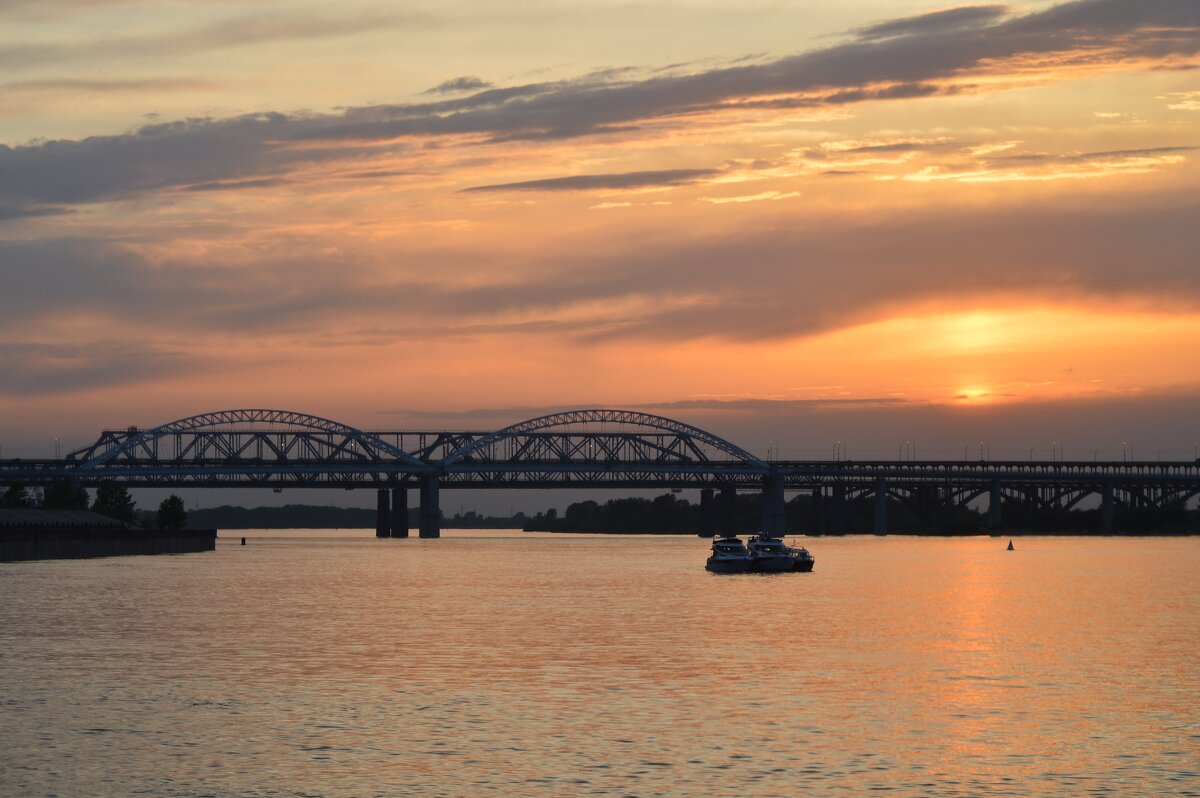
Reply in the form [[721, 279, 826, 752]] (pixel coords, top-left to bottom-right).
[[754, 539, 786, 551]]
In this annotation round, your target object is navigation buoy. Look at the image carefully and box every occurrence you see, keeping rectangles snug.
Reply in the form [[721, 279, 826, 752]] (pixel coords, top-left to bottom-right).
[[1007, 540, 1014, 551]]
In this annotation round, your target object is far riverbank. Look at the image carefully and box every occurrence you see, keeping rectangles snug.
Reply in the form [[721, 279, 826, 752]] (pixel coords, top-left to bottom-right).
[[188, 494, 1199, 536]]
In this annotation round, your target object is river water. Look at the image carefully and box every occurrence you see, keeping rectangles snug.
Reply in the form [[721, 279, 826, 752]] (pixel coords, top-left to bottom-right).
[[1, 531, 1198, 797]]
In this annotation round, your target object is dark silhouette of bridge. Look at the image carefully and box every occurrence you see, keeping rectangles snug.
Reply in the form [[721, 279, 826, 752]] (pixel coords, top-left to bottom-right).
[[2, 408, 1197, 537]]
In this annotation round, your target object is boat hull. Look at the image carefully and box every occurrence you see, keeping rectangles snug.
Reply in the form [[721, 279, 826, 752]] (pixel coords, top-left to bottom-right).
[[793, 558, 815, 572], [752, 556, 796, 573], [705, 557, 754, 574]]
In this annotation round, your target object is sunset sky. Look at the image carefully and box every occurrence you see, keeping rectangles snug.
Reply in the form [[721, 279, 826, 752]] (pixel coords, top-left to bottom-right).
[[2, 0, 1199, 470]]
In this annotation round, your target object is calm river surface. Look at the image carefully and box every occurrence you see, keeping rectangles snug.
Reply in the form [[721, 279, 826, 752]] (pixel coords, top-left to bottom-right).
[[2, 532, 1198, 797]]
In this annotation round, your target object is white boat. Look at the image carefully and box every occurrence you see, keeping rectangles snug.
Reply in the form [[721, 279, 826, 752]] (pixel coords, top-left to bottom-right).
[[748, 535, 815, 572], [787, 543, 815, 572], [747, 535, 796, 572], [705, 536, 754, 573]]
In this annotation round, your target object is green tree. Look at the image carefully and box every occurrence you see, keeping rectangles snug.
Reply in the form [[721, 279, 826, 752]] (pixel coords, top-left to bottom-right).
[[42, 478, 89, 510], [156, 495, 187, 530], [1, 484, 31, 508], [92, 481, 136, 524]]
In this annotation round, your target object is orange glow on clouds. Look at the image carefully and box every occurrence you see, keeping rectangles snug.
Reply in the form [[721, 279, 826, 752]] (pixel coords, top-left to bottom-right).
[[1, 0, 1199, 448]]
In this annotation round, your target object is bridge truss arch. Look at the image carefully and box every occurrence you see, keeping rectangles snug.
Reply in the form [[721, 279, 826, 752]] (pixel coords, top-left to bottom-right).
[[69, 409, 429, 483], [441, 408, 768, 474]]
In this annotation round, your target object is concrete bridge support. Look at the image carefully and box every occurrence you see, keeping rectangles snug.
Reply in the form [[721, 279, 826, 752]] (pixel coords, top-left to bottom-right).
[[719, 486, 737, 536], [988, 479, 1002, 531], [375, 489, 390, 538], [698, 487, 716, 537], [761, 469, 785, 537], [1102, 480, 1115, 534], [832, 483, 847, 535], [419, 476, 440, 538], [391, 488, 408, 538], [874, 478, 887, 535]]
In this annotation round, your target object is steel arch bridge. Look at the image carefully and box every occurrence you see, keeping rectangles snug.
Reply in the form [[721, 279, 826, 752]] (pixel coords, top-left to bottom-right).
[[43, 407, 768, 488], [2, 407, 1199, 537]]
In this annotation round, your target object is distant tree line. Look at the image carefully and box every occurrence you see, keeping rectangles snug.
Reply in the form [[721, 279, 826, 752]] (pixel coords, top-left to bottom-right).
[[1, 479, 188, 529], [185, 504, 524, 530], [524, 493, 722, 534], [524, 492, 1199, 535], [521, 492, 980, 534]]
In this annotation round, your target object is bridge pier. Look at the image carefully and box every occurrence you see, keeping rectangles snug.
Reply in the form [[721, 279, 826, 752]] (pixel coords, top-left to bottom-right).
[[760, 469, 785, 537], [698, 488, 716, 537], [874, 478, 887, 535], [391, 487, 408, 538], [832, 483, 847, 534], [419, 476, 440, 538], [719, 486, 737, 536], [809, 487, 823, 534], [375, 489, 390, 538], [988, 479, 1002, 531], [1102, 480, 1115, 533]]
